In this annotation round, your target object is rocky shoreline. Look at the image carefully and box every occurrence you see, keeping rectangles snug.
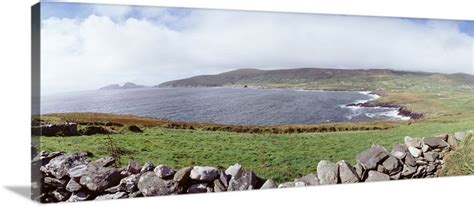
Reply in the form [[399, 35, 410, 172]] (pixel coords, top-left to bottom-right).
[[32, 129, 472, 203], [346, 93, 424, 120]]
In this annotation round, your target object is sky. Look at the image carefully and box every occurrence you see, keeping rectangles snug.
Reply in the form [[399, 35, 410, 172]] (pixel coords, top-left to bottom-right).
[[40, 2, 474, 94]]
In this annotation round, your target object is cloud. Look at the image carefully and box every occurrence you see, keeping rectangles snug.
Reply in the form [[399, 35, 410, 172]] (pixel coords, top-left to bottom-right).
[[41, 7, 474, 94]]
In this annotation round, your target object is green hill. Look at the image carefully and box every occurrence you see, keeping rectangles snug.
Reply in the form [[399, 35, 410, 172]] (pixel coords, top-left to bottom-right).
[[157, 68, 474, 92]]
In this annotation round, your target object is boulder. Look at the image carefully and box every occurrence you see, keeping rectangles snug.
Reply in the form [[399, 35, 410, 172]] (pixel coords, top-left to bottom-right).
[[401, 165, 417, 177], [43, 177, 68, 188], [95, 192, 127, 200], [126, 160, 141, 174], [424, 152, 439, 162], [128, 125, 143, 133], [92, 156, 116, 168], [356, 144, 389, 170], [391, 144, 407, 160], [382, 156, 400, 172], [317, 160, 339, 185], [213, 178, 227, 192], [140, 161, 155, 173], [404, 153, 417, 167], [52, 189, 70, 202], [337, 160, 359, 183], [422, 137, 449, 149], [365, 171, 390, 182], [404, 136, 422, 148], [225, 163, 243, 178], [218, 170, 230, 188], [173, 166, 193, 186], [68, 164, 89, 179], [105, 174, 140, 193], [296, 173, 320, 186], [187, 183, 208, 193], [43, 152, 90, 179], [421, 145, 430, 153], [278, 181, 305, 188], [446, 135, 459, 148], [260, 179, 278, 189], [79, 166, 125, 193], [228, 171, 261, 191], [354, 163, 367, 181], [154, 164, 176, 179], [408, 146, 421, 158], [190, 166, 219, 182], [137, 171, 177, 196], [65, 179, 82, 192]]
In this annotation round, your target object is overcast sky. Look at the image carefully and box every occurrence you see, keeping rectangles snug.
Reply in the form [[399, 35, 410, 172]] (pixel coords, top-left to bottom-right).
[[40, 3, 474, 94]]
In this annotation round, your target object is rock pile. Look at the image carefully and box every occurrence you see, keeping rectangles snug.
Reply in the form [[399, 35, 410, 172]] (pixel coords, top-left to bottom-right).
[[32, 130, 472, 203]]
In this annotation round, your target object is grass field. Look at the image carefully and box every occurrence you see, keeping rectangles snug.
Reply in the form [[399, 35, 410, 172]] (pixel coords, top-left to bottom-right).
[[36, 75, 474, 183]]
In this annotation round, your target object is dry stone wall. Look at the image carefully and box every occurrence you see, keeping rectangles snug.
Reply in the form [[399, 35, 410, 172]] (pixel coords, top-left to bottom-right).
[[32, 129, 472, 203]]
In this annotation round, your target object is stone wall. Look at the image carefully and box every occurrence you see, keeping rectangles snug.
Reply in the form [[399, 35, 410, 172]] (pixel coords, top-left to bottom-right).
[[32, 130, 472, 203]]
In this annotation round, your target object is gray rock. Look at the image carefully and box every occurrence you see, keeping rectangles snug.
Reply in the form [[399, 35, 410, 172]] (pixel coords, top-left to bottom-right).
[[413, 165, 427, 177], [446, 135, 459, 148], [278, 182, 295, 188], [126, 160, 141, 174], [390, 172, 402, 180], [95, 192, 127, 200], [228, 171, 259, 191], [52, 189, 70, 202], [405, 153, 417, 167], [187, 183, 208, 193], [422, 137, 450, 149], [377, 165, 386, 173], [43, 152, 89, 179], [173, 166, 193, 186], [190, 166, 219, 182], [391, 144, 407, 159], [66, 192, 89, 202], [65, 179, 82, 192], [408, 146, 421, 158], [454, 131, 467, 141], [154, 164, 176, 179], [365, 171, 390, 182], [137, 171, 177, 196], [401, 165, 417, 177], [421, 145, 430, 153], [356, 144, 389, 170], [424, 152, 439, 162], [317, 160, 339, 185], [404, 136, 422, 148], [415, 160, 428, 165], [105, 174, 140, 193], [79, 166, 124, 193], [213, 178, 227, 192], [337, 160, 359, 183], [297, 173, 320, 186], [427, 164, 437, 173], [219, 170, 230, 188], [354, 163, 366, 181], [382, 156, 400, 172], [260, 179, 277, 189], [225, 163, 243, 178], [92, 157, 116, 168], [43, 177, 68, 188], [68, 164, 89, 179], [140, 161, 155, 173]]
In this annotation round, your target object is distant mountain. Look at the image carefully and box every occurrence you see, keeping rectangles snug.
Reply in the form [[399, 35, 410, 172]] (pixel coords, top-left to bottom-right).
[[157, 68, 474, 91], [99, 82, 146, 90]]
